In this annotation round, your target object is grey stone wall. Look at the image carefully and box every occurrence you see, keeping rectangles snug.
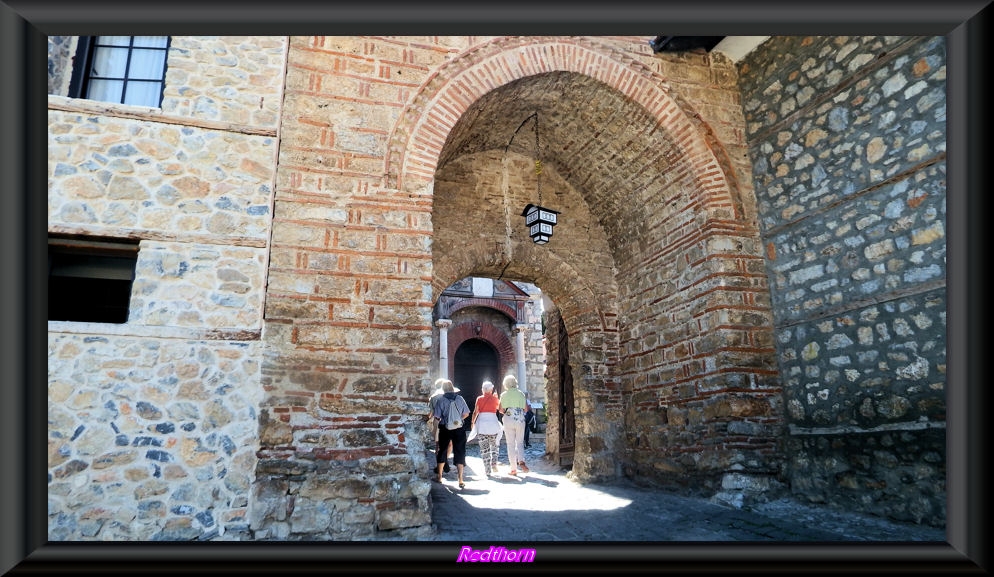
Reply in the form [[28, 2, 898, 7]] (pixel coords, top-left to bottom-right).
[[47, 36, 285, 541], [48, 110, 275, 243], [543, 306, 565, 458], [518, 284, 548, 405], [47, 36, 76, 96], [739, 36, 946, 526], [159, 36, 287, 127], [48, 334, 262, 540]]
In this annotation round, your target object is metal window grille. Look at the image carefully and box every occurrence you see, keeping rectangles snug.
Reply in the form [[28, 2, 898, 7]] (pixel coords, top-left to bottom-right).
[[68, 36, 170, 107]]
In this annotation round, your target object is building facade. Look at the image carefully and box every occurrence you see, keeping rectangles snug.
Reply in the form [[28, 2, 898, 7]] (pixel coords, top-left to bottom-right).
[[47, 34, 946, 541]]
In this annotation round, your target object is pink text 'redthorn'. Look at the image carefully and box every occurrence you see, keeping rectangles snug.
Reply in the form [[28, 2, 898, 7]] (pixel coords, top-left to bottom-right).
[[456, 545, 536, 562]]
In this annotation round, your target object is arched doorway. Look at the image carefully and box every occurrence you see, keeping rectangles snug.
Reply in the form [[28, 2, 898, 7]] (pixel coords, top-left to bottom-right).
[[453, 338, 500, 429], [413, 36, 779, 487]]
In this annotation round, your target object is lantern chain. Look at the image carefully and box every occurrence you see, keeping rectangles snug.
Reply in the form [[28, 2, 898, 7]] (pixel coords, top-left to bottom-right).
[[534, 111, 542, 207], [505, 111, 542, 207]]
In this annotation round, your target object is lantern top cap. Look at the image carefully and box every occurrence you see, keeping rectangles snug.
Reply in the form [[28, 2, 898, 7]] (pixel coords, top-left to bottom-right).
[[520, 204, 560, 217]]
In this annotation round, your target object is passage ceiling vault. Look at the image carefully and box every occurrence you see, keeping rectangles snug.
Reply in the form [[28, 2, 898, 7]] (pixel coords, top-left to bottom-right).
[[437, 70, 689, 253]]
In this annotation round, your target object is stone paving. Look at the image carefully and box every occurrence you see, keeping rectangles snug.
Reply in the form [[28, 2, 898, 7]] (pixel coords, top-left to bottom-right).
[[428, 435, 946, 543]]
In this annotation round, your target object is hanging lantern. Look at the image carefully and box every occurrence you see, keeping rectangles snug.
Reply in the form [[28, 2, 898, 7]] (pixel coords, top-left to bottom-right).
[[521, 203, 559, 245], [518, 111, 561, 245]]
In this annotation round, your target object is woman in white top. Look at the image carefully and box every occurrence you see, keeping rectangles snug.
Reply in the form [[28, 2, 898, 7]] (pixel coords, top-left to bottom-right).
[[472, 380, 503, 477]]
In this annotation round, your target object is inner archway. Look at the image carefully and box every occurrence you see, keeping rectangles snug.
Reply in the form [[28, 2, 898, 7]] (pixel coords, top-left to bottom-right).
[[453, 338, 499, 425]]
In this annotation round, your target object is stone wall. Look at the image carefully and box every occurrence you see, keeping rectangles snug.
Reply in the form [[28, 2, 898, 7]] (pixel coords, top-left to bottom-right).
[[543, 306, 565, 458], [159, 36, 287, 127], [47, 36, 286, 540], [48, 109, 275, 243], [48, 334, 262, 540], [739, 36, 947, 526], [47, 36, 76, 96], [518, 284, 547, 405], [129, 241, 268, 330]]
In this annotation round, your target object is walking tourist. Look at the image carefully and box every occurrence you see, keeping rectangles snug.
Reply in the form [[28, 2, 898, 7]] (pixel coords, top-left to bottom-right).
[[433, 379, 471, 488], [472, 380, 503, 477], [498, 375, 529, 475], [426, 379, 455, 472]]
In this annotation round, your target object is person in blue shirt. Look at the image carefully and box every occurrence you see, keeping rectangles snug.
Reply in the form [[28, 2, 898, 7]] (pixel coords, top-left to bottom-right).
[[426, 380, 456, 473]]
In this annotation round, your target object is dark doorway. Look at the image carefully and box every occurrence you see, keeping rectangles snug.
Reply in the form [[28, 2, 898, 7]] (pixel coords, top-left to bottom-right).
[[453, 338, 499, 430], [558, 316, 575, 466]]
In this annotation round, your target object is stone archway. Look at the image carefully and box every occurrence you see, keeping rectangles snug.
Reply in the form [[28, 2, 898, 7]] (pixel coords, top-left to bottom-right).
[[396, 37, 780, 489], [249, 34, 783, 543]]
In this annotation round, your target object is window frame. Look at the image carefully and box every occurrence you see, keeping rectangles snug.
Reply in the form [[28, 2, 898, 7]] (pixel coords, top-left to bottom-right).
[[68, 35, 171, 107], [48, 235, 140, 325]]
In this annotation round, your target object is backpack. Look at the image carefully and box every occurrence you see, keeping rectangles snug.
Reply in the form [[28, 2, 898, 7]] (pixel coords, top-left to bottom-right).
[[443, 396, 464, 431]]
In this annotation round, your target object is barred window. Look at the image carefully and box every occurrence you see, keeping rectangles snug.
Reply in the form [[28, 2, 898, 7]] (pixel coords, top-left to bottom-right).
[[68, 36, 170, 107]]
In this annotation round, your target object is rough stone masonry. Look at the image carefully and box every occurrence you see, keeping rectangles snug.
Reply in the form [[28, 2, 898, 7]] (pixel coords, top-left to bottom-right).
[[46, 34, 947, 541]]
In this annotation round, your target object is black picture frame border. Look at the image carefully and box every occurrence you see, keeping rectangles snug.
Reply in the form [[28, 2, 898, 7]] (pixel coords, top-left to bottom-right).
[[3, 1, 988, 573]]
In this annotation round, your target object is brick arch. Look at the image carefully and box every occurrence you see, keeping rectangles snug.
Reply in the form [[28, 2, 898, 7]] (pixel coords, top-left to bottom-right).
[[408, 36, 764, 484], [386, 35, 742, 219], [446, 297, 520, 323], [446, 322, 516, 384], [431, 247, 613, 336]]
